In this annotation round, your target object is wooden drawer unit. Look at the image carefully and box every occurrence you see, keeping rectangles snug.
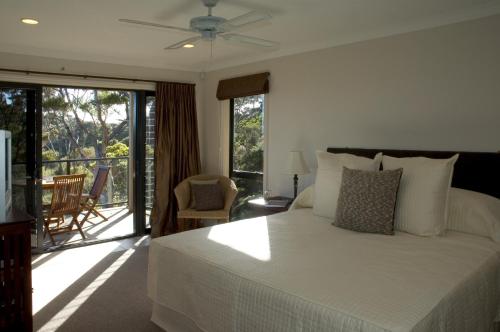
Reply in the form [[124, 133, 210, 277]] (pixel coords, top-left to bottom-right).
[[0, 210, 33, 332]]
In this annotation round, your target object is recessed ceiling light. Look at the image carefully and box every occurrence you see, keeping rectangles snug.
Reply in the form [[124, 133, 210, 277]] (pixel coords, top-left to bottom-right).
[[21, 18, 39, 25], [183, 44, 195, 48]]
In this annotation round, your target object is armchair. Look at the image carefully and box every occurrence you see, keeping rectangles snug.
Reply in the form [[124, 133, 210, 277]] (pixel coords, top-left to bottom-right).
[[174, 174, 238, 231]]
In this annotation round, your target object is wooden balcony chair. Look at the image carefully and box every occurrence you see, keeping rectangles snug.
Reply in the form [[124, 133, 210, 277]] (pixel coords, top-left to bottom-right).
[[43, 174, 86, 245], [174, 174, 238, 232], [79, 166, 110, 227]]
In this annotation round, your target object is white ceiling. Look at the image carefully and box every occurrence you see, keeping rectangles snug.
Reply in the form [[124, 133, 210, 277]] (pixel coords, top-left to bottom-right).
[[1, 0, 500, 72]]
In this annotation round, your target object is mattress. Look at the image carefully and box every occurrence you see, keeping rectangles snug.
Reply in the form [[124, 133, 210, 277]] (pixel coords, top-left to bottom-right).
[[148, 208, 500, 332]]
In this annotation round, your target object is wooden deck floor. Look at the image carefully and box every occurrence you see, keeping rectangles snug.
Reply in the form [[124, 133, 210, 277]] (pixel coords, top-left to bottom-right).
[[42, 206, 134, 248]]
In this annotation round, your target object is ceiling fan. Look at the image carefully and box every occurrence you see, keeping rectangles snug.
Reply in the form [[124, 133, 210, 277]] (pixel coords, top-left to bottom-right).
[[119, 0, 279, 50]]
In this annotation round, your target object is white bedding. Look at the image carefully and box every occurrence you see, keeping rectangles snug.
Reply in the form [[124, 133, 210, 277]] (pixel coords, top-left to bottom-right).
[[148, 209, 500, 332]]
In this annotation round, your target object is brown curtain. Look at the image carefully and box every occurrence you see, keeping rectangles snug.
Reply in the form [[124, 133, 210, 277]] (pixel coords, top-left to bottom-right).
[[150, 82, 201, 237]]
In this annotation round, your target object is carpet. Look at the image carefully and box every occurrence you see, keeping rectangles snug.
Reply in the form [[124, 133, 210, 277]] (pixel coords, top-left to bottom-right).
[[34, 245, 163, 332]]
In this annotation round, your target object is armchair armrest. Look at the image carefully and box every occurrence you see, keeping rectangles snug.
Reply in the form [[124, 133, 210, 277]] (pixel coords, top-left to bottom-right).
[[174, 182, 191, 211], [224, 181, 238, 211]]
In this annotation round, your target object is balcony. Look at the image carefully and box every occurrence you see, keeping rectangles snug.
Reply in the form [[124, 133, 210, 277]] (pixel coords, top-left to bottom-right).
[[36, 156, 153, 247]]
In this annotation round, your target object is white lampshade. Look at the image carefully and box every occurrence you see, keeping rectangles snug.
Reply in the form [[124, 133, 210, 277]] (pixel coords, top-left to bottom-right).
[[286, 151, 310, 175]]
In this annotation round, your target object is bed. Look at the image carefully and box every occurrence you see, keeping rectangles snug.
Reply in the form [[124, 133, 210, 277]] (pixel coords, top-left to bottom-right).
[[148, 148, 500, 332]]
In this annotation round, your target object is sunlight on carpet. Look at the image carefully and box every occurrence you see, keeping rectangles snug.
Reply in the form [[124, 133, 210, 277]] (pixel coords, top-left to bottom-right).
[[36, 236, 149, 332], [32, 241, 122, 315]]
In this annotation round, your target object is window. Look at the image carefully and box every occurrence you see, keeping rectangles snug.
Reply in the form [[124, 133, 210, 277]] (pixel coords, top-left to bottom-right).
[[229, 94, 264, 220]]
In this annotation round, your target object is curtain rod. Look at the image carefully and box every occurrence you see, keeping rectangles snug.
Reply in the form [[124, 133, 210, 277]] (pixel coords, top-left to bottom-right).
[[0, 67, 195, 86]]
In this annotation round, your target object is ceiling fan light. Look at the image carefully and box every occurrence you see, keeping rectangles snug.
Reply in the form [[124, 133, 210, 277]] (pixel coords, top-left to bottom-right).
[[21, 18, 39, 25], [183, 44, 195, 48]]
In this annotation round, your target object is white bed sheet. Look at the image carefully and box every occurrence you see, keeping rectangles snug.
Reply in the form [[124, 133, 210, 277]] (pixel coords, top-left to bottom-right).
[[148, 209, 500, 332]]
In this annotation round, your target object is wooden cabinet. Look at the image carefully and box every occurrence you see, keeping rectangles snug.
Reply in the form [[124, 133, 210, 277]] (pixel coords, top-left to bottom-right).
[[0, 209, 34, 332]]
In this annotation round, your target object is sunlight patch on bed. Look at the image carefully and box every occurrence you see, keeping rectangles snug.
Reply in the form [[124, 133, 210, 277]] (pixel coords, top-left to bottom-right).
[[208, 216, 271, 261]]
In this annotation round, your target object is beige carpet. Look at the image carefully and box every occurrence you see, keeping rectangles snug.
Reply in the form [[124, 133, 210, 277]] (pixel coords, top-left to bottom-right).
[[34, 245, 163, 332]]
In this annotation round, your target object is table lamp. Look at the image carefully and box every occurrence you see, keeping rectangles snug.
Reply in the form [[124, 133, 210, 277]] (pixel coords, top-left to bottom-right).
[[286, 151, 310, 198]]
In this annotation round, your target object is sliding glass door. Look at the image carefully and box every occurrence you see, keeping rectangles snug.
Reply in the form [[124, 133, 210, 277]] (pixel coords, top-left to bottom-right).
[[41, 86, 135, 247], [1, 81, 155, 249]]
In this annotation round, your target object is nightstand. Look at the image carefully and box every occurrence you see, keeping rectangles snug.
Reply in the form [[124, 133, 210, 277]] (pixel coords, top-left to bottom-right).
[[247, 196, 293, 216]]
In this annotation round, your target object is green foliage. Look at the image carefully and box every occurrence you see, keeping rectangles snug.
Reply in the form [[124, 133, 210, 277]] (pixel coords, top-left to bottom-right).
[[41, 87, 133, 205], [82, 147, 95, 158], [0, 89, 27, 163], [230, 95, 265, 221], [42, 150, 59, 161], [145, 145, 154, 158], [42, 87, 130, 159], [106, 142, 129, 157], [232, 95, 264, 173]]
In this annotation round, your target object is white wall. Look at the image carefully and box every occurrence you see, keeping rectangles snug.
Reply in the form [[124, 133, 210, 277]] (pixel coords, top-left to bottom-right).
[[202, 14, 500, 198]]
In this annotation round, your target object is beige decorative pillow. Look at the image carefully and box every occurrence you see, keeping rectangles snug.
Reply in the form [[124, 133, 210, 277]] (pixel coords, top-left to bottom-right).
[[382, 154, 459, 236], [334, 167, 403, 235], [313, 151, 383, 219]]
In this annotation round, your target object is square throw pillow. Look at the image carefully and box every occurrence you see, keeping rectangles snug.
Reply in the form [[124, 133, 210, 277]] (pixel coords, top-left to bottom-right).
[[382, 154, 459, 236], [189, 179, 219, 209], [334, 167, 403, 235], [191, 183, 224, 211], [313, 151, 382, 219]]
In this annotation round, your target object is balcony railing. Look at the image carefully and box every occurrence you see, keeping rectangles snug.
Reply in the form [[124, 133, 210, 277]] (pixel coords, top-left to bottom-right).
[[13, 156, 156, 210], [42, 156, 129, 207], [230, 170, 263, 221]]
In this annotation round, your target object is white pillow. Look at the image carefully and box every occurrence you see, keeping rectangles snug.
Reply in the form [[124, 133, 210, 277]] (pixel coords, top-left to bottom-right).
[[382, 154, 458, 236], [313, 151, 382, 219], [447, 187, 500, 242]]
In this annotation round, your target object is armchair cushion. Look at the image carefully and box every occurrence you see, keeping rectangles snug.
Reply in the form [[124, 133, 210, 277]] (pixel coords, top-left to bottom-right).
[[189, 179, 219, 208], [192, 183, 225, 211]]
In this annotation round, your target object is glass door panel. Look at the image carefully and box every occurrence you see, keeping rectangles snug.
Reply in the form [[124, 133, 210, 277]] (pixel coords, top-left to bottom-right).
[[0, 85, 43, 248], [41, 87, 134, 247]]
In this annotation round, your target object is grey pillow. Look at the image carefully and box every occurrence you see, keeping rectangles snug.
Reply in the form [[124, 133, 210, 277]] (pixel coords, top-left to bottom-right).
[[333, 167, 403, 235], [191, 183, 225, 211], [189, 179, 219, 208]]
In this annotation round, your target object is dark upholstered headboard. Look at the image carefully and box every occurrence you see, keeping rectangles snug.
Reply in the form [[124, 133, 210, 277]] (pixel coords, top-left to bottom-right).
[[326, 147, 500, 199]]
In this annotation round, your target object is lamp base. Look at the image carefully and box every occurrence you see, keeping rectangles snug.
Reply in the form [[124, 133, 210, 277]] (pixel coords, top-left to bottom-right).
[[293, 174, 298, 199]]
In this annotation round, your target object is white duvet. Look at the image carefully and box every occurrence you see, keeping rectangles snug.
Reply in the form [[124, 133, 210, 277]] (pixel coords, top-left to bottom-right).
[[148, 209, 500, 332]]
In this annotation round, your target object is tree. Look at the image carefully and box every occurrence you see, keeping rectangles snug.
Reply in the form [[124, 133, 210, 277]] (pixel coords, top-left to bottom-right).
[[232, 95, 264, 172], [0, 89, 27, 163], [42, 87, 130, 160], [230, 95, 265, 221], [41, 87, 132, 205]]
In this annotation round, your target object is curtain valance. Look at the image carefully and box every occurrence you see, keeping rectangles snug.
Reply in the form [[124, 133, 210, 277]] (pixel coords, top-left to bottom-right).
[[216, 72, 269, 100]]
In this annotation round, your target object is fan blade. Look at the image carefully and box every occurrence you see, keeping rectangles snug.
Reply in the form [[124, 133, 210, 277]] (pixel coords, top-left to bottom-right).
[[221, 33, 278, 48], [118, 19, 193, 33], [219, 11, 272, 31], [165, 36, 202, 50]]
